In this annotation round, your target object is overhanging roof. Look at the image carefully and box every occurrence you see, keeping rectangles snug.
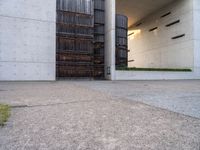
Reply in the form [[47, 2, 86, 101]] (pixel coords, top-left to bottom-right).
[[116, 0, 176, 27]]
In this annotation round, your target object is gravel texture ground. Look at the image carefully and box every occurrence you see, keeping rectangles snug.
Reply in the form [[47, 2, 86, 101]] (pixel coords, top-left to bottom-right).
[[0, 81, 200, 150]]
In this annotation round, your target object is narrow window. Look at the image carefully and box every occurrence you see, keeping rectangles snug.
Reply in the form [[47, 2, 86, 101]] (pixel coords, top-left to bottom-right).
[[166, 20, 180, 27], [149, 27, 158, 32], [128, 32, 134, 37], [161, 12, 171, 18], [172, 34, 185, 39], [136, 22, 142, 27]]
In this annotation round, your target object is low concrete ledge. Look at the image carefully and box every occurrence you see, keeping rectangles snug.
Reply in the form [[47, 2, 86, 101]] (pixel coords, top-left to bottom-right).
[[115, 70, 200, 80]]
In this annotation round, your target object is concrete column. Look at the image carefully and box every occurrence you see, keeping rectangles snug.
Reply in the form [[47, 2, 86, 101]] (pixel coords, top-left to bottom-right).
[[104, 0, 116, 80], [193, 0, 200, 76]]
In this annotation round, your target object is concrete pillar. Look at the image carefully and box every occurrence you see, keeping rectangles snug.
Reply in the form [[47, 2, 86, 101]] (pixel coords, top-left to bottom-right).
[[104, 0, 116, 80], [193, 0, 200, 76]]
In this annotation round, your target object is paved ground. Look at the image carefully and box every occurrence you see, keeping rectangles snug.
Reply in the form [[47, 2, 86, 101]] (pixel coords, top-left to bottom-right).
[[77, 80, 200, 119], [0, 81, 200, 150]]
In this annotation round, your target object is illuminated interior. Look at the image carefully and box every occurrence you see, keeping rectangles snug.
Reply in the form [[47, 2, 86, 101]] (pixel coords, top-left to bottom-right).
[[115, 0, 193, 70]]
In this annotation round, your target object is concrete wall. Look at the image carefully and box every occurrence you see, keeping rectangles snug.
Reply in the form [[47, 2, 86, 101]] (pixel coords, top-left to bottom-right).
[[115, 70, 200, 80], [128, 0, 194, 69], [0, 0, 56, 81], [104, 0, 116, 80]]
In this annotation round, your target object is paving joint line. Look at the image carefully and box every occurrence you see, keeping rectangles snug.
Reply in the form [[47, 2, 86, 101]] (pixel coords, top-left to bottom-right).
[[11, 100, 97, 109]]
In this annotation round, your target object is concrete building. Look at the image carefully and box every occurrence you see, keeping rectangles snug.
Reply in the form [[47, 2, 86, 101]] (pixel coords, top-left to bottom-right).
[[0, 0, 200, 81]]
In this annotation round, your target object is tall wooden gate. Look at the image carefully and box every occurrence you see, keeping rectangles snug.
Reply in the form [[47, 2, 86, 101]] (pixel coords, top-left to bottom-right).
[[56, 0, 94, 78]]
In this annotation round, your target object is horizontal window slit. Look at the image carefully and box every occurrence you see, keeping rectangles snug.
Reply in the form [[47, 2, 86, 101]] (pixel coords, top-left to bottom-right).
[[136, 22, 142, 27], [172, 34, 185, 39], [161, 12, 171, 18], [128, 32, 134, 36], [149, 27, 158, 32], [166, 20, 180, 27]]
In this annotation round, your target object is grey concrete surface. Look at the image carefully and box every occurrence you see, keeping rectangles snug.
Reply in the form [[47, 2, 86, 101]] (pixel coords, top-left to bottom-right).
[[0, 0, 56, 81], [0, 81, 200, 150], [77, 80, 200, 119]]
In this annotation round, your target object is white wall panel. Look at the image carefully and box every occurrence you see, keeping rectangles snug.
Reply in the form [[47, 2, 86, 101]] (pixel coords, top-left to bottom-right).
[[0, 62, 55, 81], [0, 0, 56, 81], [115, 70, 200, 80], [0, 0, 56, 22]]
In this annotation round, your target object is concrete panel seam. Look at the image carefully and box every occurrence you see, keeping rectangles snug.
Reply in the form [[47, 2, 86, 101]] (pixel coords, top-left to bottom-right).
[[0, 14, 56, 23]]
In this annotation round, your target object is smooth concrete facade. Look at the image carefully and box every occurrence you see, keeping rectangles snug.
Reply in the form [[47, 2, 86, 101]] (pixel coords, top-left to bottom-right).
[[0, 0, 56, 81], [104, 0, 116, 80]]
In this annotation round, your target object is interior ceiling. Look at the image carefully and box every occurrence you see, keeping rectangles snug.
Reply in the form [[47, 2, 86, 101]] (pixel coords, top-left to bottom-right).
[[116, 0, 176, 28]]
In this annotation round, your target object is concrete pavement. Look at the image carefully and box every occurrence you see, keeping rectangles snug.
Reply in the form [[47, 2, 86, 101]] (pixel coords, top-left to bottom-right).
[[0, 81, 200, 150]]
